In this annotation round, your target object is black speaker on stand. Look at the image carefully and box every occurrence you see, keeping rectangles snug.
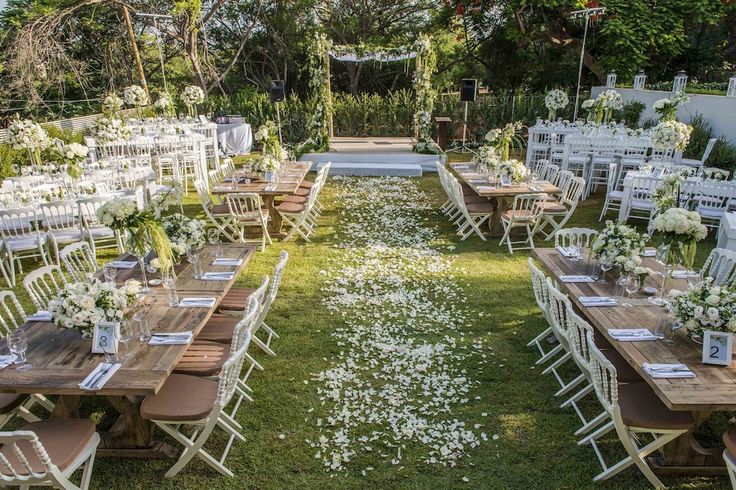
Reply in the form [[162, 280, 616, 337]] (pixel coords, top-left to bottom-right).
[[458, 79, 477, 152], [269, 80, 285, 145]]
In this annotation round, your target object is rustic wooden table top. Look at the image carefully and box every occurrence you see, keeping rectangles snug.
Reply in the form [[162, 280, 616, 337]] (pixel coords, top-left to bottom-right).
[[448, 162, 560, 198], [211, 161, 311, 196], [533, 247, 736, 412], [0, 244, 256, 397]]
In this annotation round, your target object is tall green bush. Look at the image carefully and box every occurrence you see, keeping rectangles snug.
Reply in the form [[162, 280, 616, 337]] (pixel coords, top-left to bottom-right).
[[685, 114, 736, 171]]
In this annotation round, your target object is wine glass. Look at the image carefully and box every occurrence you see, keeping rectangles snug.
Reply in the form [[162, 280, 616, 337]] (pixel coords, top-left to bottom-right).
[[162, 272, 179, 307], [187, 251, 202, 279], [7, 330, 31, 371], [132, 301, 153, 342], [599, 259, 613, 284], [116, 320, 135, 361], [103, 263, 117, 283], [208, 228, 223, 258], [624, 273, 641, 307]]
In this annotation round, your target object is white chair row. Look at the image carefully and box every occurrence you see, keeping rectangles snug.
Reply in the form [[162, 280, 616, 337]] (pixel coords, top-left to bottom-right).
[[276, 163, 330, 242]]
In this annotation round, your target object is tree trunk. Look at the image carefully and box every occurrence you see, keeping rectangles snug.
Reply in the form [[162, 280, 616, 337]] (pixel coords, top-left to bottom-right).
[[346, 62, 362, 95]]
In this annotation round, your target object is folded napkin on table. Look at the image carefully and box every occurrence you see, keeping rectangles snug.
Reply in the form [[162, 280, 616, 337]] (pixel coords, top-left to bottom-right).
[[453, 165, 471, 170], [560, 275, 595, 283], [671, 270, 700, 279], [579, 296, 617, 307], [212, 258, 243, 266], [78, 363, 121, 391], [0, 355, 17, 369], [641, 248, 657, 257], [555, 246, 574, 258], [476, 186, 497, 192], [643, 363, 695, 379], [112, 260, 137, 269], [200, 272, 235, 281], [608, 328, 657, 341], [27, 310, 52, 322], [178, 297, 217, 308], [148, 332, 193, 346]]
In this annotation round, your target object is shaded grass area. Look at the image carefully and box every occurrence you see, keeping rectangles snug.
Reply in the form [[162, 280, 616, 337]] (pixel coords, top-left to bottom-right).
[[1, 168, 730, 489]]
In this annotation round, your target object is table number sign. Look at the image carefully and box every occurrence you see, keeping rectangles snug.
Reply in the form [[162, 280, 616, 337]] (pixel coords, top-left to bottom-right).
[[92, 322, 119, 355], [702, 331, 733, 366]]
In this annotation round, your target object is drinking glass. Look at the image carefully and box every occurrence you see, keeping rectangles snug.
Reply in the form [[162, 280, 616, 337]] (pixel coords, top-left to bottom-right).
[[116, 320, 135, 361], [568, 243, 581, 262], [132, 302, 153, 342], [162, 273, 179, 307], [103, 263, 117, 283], [624, 273, 641, 307], [208, 228, 223, 258], [599, 260, 613, 284], [7, 330, 31, 371], [614, 274, 628, 304], [187, 251, 203, 279]]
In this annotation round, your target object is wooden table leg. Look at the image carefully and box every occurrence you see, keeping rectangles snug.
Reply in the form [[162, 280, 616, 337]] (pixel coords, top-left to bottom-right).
[[648, 412, 726, 476], [263, 195, 283, 235], [488, 197, 505, 237], [50, 395, 81, 419]]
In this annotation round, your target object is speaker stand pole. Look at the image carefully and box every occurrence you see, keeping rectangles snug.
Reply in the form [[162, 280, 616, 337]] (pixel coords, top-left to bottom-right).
[[461, 101, 469, 151], [275, 101, 283, 146]]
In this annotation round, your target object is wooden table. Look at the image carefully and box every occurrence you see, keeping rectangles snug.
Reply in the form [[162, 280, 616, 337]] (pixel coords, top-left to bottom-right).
[[212, 161, 311, 234], [533, 248, 734, 475], [0, 244, 256, 458], [448, 162, 560, 235]]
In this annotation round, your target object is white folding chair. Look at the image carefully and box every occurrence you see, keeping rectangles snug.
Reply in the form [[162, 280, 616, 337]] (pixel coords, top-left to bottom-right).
[[276, 185, 319, 242], [452, 179, 494, 241], [0, 209, 49, 286], [499, 193, 546, 253], [553, 227, 598, 251], [694, 181, 736, 230], [527, 258, 563, 366], [194, 179, 239, 243], [23, 265, 67, 311], [543, 279, 585, 397], [680, 138, 717, 168], [0, 420, 100, 490], [40, 200, 87, 266], [700, 247, 736, 286], [60, 241, 99, 282], [599, 163, 624, 221], [225, 193, 272, 252], [540, 161, 560, 185], [622, 175, 659, 223], [249, 250, 288, 357], [534, 176, 585, 240]]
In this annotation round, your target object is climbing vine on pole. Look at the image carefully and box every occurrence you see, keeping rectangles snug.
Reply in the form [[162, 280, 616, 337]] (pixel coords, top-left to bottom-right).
[[296, 33, 332, 156], [412, 35, 440, 154]]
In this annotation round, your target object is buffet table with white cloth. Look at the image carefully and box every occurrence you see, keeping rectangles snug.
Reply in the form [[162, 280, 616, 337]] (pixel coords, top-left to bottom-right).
[[216, 122, 252, 156]]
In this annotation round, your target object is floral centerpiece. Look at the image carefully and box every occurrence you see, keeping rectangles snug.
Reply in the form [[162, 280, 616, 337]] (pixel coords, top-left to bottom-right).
[[57, 142, 89, 180], [544, 89, 569, 121], [597, 89, 624, 122], [484, 121, 522, 161], [650, 120, 692, 152], [669, 278, 736, 340], [154, 92, 175, 118], [650, 207, 708, 270], [254, 120, 281, 157], [499, 159, 528, 185], [91, 115, 131, 144], [633, 265, 654, 282], [8, 118, 49, 167], [652, 92, 689, 122], [591, 221, 649, 272], [48, 278, 140, 338], [703, 167, 730, 181], [474, 145, 500, 175], [252, 154, 281, 180], [123, 85, 149, 119], [162, 213, 206, 258], [181, 85, 205, 117], [102, 93, 123, 117]]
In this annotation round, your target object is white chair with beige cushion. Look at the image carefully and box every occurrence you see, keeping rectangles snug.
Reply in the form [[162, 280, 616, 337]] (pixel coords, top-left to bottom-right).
[[194, 178, 239, 243], [534, 176, 585, 240], [23, 265, 67, 312], [77, 198, 123, 254], [543, 279, 584, 398], [0, 419, 100, 490], [225, 193, 271, 252], [276, 185, 319, 242], [701, 247, 736, 286], [60, 242, 99, 282], [499, 193, 546, 253]]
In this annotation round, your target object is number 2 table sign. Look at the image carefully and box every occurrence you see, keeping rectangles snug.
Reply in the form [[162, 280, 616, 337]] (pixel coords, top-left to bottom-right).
[[702, 331, 733, 366]]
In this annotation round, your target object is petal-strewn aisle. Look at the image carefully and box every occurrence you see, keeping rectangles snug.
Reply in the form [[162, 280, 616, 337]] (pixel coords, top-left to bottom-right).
[[309, 177, 487, 474]]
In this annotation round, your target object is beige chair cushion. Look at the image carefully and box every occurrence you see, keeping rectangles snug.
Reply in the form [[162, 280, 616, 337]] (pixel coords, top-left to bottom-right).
[[538, 201, 566, 213], [0, 419, 96, 475], [466, 202, 495, 215], [618, 383, 694, 430], [211, 203, 230, 215], [141, 374, 218, 422], [282, 195, 308, 204], [276, 201, 306, 214], [0, 394, 28, 415], [723, 428, 736, 457], [218, 287, 256, 312], [294, 187, 310, 197], [501, 209, 534, 221], [173, 340, 228, 376], [196, 314, 240, 343], [299, 180, 315, 189]]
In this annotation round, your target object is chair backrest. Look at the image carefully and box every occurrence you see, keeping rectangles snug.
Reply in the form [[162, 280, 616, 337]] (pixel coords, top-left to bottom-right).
[[629, 175, 660, 202], [0, 291, 27, 335], [554, 227, 598, 249], [23, 265, 67, 311], [508, 193, 546, 222], [230, 295, 260, 355], [545, 278, 572, 347], [40, 200, 80, 231], [261, 250, 288, 318], [226, 193, 264, 218], [0, 430, 65, 486], [528, 258, 550, 317], [567, 311, 596, 378], [77, 197, 110, 228], [556, 170, 574, 191], [194, 179, 213, 209], [216, 333, 252, 411], [701, 248, 736, 286], [559, 176, 585, 207], [540, 162, 560, 184], [587, 330, 619, 417], [0, 209, 39, 240], [702, 138, 718, 164], [695, 181, 736, 214], [60, 241, 98, 282], [605, 163, 622, 194]]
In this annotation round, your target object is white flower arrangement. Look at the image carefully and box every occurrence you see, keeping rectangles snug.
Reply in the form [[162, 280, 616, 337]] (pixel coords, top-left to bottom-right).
[[48, 278, 140, 337], [652, 92, 688, 122], [703, 167, 730, 181], [62, 142, 89, 164], [97, 197, 138, 227], [181, 85, 205, 107], [102, 93, 123, 115], [484, 122, 522, 160], [474, 145, 500, 172], [154, 92, 174, 116], [123, 85, 149, 107], [651, 207, 708, 268], [544, 89, 568, 120], [669, 278, 736, 338], [650, 120, 692, 151], [498, 159, 528, 184], [8, 119, 48, 152], [592, 221, 649, 271], [597, 89, 624, 111], [91, 115, 131, 144], [162, 213, 207, 256], [252, 154, 281, 173]]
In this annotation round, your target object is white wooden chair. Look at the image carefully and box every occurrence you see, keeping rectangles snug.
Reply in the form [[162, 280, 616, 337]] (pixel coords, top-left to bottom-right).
[[40, 200, 86, 266], [694, 180, 736, 230], [140, 337, 252, 478], [700, 247, 736, 286], [0, 209, 49, 287], [599, 163, 624, 221], [560, 136, 591, 178], [499, 193, 546, 253], [539, 161, 560, 185], [249, 250, 288, 357], [0, 420, 100, 490], [0, 243, 10, 288], [722, 429, 736, 490], [681, 138, 717, 168], [225, 193, 271, 252], [543, 279, 584, 398], [585, 331, 694, 487], [452, 179, 494, 241], [23, 265, 67, 312], [553, 228, 598, 251], [622, 175, 659, 223], [534, 176, 585, 240], [527, 258, 563, 367], [77, 198, 123, 254], [276, 185, 319, 242], [60, 242, 99, 282], [194, 179, 239, 243]]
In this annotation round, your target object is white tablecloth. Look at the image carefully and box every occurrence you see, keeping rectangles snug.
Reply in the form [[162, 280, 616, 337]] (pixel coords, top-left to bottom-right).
[[216, 123, 252, 156]]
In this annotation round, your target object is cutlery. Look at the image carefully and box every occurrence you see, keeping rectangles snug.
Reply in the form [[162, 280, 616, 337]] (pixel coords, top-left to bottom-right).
[[647, 364, 689, 372], [86, 364, 112, 389]]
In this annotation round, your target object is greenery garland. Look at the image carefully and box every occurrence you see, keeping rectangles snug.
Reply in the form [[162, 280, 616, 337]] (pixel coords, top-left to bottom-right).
[[296, 33, 332, 156], [329, 43, 418, 61], [412, 35, 440, 154]]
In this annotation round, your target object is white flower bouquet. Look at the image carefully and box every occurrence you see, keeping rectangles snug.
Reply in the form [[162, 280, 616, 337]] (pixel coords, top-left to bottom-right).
[[252, 154, 281, 173], [650, 120, 692, 151], [181, 85, 205, 116], [592, 221, 649, 271], [8, 118, 48, 165], [653, 92, 688, 122], [650, 207, 708, 268], [48, 278, 141, 337], [474, 145, 500, 174], [154, 92, 175, 117], [703, 167, 729, 181], [102, 93, 123, 116], [123, 85, 149, 107], [484, 121, 522, 160], [669, 278, 736, 339], [544, 89, 568, 120], [92, 115, 131, 144], [255, 120, 282, 158], [58, 142, 89, 180], [498, 159, 528, 184], [162, 213, 207, 257], [598, 89, 624, 111]]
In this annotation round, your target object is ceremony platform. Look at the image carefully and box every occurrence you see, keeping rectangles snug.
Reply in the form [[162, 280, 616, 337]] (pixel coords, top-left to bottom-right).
[[300, 137, 446, 176]]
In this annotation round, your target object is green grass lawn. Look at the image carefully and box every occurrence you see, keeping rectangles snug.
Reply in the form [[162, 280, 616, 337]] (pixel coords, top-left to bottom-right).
[[2, 170, 731, 489]]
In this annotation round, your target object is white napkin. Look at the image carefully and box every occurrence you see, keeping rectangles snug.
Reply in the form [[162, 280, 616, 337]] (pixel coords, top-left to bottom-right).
[[672, 270, 700, 279], [148, 332, 193, 345], [213, 185, 234, 192], [78, 363, 121, 391], [608, 328, 657, 341], [556, 246, 573, 258], [579, 296, 617, 307], [560, 275, 595, 283], [643, 363, 695, 379], [112, 260, 137, 269], [476, 186, 497, 192], [212, 258, 243, 266], [27, 310, 52, 322], [200, 272, 234, 281], [179, 297, 216, 308], [453, 165, 471, 169], [0, 355, 17, 369], [641, 248, 657, 257]]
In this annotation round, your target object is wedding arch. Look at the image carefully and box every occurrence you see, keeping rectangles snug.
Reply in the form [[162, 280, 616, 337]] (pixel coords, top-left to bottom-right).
[[296, 33, 439, 155]]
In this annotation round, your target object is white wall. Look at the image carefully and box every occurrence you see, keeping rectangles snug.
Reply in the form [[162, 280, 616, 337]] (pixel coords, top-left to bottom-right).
[[590, 86, 736, 142]]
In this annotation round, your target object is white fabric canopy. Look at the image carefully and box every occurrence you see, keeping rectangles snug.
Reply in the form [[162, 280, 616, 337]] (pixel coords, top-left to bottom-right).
[[328, 51, 417, 63]]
